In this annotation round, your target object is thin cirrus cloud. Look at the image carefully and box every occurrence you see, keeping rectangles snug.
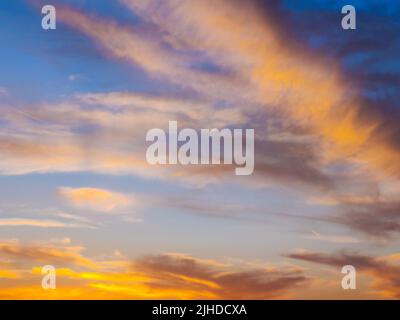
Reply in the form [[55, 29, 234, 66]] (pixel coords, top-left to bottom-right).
[[0, 91, 246, 183], [0, 218, 86, 229], [304, 230, 360, 244], [1, 0, 397, 241], [115, 0, 399, 178], [0, 0, 398, 300], [1, 0, 397, 192], [55, 0, 400, 188]]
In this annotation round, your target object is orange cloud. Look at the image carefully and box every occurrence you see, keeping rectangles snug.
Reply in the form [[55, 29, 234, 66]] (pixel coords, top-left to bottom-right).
[[0, 240, 309, 299], [2, 239, 398, 299], [62, 0, 399, 181], [0, 218, 87, 228], [57, 187, 133, 212], [147, 0, 398, 176], [0, 240, 96, 269], [0, 269, 20, 279]]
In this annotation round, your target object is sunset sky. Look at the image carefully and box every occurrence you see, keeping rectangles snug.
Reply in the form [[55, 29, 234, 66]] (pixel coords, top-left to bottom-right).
[[0, 0, 399, 299]]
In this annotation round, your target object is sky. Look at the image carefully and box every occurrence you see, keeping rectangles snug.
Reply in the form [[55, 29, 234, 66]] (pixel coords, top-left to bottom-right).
[[0, 0, 399, 299]]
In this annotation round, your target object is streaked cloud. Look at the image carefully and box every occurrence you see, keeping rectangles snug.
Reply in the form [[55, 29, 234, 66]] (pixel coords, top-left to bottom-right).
[[333, 200, 400, 239], [134, 253, 309, 299], [304, 230, 360, 244], [0, 0, 398, 300], [0, 243, 309, 299], [287, 250, 400, 299], [0, 218, 88, 228], [0, 240, 96, 268], [51, 0, 400, 193]]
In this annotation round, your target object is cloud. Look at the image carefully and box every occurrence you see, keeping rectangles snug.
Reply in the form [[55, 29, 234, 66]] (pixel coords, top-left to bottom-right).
[[2, 240, 398, 299], [134, 253, 308, 299], [0, 269, 20, 280], [0, 240, 96, 268], [304, 231, 360, 244], [286, 250, 400, 299], [0, 93, 246, 185], [0, 130, 152, 176], [57, 187, 133, 212], [303, 179, 400, 239], [3, 0, 398, 193], [333, 200, 400, 239], [77, 91, 248, 127], [0, 242, 309, 299], [2, 0, 397, 250], [0, 218, 88, 228], [253, 137, 334, 189], [68, 74, 81, 81], [57, 6, 243, 101], [55, 0, 400, 187]]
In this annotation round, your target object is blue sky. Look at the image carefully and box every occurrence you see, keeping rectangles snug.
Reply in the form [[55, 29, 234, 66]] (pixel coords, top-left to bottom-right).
[[0, 0, 399, 299]]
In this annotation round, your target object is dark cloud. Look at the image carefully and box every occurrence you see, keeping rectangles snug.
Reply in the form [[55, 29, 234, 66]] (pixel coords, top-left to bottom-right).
[[135, 253, 308, 299], [334, 201, 400, 239], [255, 0, 400, 157], [254, 138, 335, 189], [286, 250, 400, 298], [286, 251, 378, 269]]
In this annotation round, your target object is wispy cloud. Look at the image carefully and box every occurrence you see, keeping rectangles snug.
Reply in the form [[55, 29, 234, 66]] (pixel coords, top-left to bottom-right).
[[54, 0, 400, 190], [134, 253, 308, 299], [0, 218, 89, 229], [0, 242, 309, 299], [304, 230, 360, 244], [0, 0, 398, 300], [0, 240, 96, 268]]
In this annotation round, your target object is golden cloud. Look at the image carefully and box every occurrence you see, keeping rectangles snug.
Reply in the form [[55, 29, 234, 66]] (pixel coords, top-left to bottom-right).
[[57, 187, 133, 212]]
